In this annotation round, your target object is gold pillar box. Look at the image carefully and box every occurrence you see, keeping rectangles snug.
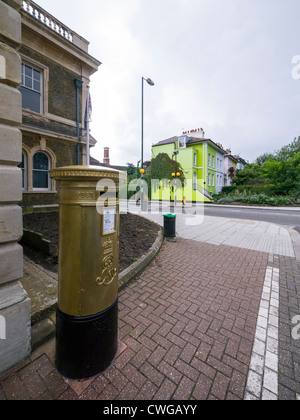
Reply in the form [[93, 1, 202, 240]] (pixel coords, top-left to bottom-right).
[[50, 165, 125, 379]]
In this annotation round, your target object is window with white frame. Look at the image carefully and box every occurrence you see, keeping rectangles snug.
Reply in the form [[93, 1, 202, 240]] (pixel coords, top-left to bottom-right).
[[20, 63, 42, 114], [178, 136, 187, 149], [33, 152, 49, 190], [212, 174, 215, 186], [208, 173, 211, 186], [208, 154, 211, 167], [194, 153, 197, 166], [193, 172, 197, 191], [212, 156, 215, 168]]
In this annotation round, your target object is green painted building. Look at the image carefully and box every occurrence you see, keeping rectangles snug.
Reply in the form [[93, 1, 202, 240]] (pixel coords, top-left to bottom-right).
[[151, 132, 227, 203]]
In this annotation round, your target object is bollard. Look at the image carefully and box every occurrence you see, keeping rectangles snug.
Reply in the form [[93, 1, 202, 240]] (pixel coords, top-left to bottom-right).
[[163, 214, 176, 238], [50, 166, 123, 379]]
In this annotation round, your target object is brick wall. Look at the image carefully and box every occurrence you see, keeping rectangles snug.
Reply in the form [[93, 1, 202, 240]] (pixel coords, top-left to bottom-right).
[[19, 41, 85, 207], [22, 133, 82, 206], [22, 133, 80, 166], [19, 45, 82, 132]]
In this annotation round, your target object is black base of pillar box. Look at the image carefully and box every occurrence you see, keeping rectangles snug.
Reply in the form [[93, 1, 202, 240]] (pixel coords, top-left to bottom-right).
[[55, 298, 118, 380]]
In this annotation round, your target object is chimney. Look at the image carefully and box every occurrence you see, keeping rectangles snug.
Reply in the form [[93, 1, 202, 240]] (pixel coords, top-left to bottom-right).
[[103, 147, 110, 166], [226, 148, 231, 154]]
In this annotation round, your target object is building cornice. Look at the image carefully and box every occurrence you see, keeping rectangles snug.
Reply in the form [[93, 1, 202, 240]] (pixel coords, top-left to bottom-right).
[[21, 7, 101, 76], [20, 123, 97, 146]]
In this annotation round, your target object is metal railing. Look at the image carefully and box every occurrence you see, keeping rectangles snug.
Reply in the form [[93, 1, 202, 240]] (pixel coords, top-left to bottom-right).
[[22, 0, 73, 43], [197, 183, 212, 199]]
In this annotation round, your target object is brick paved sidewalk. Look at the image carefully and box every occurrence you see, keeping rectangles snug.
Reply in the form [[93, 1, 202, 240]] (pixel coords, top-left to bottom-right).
[[0, 238, 272, 400], [0, 239, 268, 400], [277, 255, 300, 399]]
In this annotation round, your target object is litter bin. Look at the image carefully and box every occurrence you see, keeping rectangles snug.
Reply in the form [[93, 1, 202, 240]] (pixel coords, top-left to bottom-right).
[[163, 214, 176, 238]]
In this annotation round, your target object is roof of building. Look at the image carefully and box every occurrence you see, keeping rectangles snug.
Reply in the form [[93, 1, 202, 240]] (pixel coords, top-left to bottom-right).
[[90, 156, 127, 172], [234, 155, 248, 164], [152, 135, 227, 154], [152, 136, 178, 147], [224, 154, 239, 163]]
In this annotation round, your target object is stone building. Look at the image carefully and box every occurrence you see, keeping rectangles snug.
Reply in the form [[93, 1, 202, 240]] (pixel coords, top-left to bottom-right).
[[19, 0, 101, 207], [0, 0, 31, 375]]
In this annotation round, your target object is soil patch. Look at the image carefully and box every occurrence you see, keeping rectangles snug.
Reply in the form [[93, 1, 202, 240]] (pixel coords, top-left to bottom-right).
[[22, 212, 161, 273]]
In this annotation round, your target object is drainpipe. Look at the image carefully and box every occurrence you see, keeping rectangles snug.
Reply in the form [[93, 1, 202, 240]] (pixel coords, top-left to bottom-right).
[[74, 78, 83, 165]]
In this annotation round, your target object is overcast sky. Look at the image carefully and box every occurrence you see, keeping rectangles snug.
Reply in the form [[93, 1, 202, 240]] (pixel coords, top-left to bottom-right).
[[37, 0, 300, 166]]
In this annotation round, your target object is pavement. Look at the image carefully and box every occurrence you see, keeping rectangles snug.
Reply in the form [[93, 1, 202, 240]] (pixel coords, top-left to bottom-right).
[[0, 204, 300, 400]]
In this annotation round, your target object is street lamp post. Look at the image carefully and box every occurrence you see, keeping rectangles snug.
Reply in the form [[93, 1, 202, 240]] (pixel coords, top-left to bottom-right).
[[141, 77, 154, 211], [172, 150, 179, 207]]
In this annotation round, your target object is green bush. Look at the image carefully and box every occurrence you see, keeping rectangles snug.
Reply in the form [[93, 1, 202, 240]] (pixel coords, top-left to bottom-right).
[[220, 185, 275, 196], [221, 186, 237, 194], [239, 193, 294, 206], [217, 197, 235, 204], [216, 192, 296, 206]]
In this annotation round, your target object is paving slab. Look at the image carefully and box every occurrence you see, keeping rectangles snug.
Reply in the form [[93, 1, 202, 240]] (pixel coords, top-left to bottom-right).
[[140, 210, 295, 258], [21, 258, 58, 325]]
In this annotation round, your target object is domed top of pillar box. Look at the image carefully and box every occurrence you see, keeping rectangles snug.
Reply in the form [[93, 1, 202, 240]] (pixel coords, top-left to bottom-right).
[[50, 165, 126, 182]]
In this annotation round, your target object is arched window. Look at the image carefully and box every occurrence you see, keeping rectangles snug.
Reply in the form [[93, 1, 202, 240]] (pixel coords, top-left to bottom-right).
[[33, 152, 49, 190], [18, 151, 27, 190]]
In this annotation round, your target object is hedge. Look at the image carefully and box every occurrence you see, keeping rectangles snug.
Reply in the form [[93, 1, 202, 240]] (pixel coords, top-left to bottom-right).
[[221, 185, 274, 196]]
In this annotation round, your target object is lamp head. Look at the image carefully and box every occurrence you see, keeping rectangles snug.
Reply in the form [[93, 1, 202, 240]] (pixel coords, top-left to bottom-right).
[[146, 78, 155, 86]]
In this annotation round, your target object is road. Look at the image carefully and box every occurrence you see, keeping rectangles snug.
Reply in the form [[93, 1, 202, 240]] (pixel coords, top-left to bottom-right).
[[204, 205, 300, 227], [123, 200, 300, 227]]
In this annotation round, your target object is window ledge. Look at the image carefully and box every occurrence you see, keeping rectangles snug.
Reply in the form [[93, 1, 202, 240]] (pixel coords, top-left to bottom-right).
[[22, 108, 43, 117], [23, 191, 58, 194]]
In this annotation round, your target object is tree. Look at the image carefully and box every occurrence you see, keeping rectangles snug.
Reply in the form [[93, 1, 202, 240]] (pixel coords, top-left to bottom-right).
[[151, 153, 185, 183], [275, 136, 300, 161], [228, 167, 236, 179], [263, 152, 300, 195], [232, 137, 300, 196], [232, 163, 265, 186], [255, 137, 300, 165], [255, 152, 276, 165], [126, 163, 136, 177]]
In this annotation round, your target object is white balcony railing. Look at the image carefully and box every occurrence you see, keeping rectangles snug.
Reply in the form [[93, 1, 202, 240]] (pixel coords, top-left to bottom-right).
[[22, 0, 73, 43]]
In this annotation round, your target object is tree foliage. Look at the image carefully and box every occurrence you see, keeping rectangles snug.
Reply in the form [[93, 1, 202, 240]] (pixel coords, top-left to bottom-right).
[[255, 153, 276, 165], [151, 153, 185, 183], [264, 152, 300, 196], [232, 137, 300, 197], [233, 163, 265, 186], [255, 136, 300, 164], [275, 136, 300, 161], [126, 162, 136, 177]]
